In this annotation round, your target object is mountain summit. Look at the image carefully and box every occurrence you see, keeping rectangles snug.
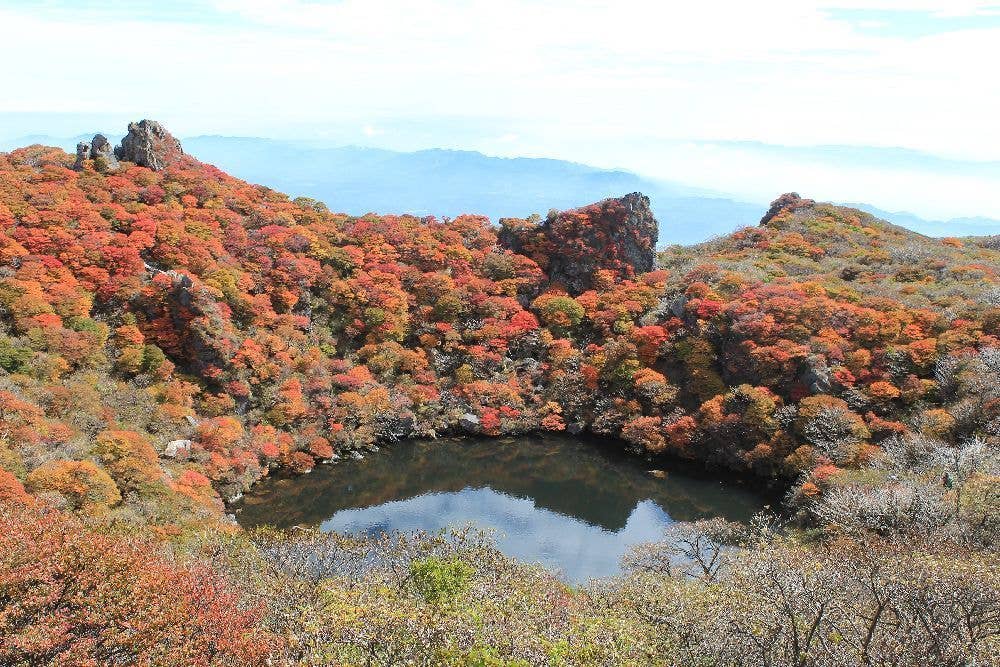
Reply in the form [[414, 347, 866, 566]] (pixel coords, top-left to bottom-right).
[[759, 192, 817, 226]]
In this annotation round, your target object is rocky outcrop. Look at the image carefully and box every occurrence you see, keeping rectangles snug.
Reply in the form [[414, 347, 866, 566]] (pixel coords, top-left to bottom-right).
[[72, 121, 184, 172], [114, 120, 184, 170], [73, 142, 90, 170], [73, 133, 120, 171], [760, 192, 816, 226], [500, 192, 658, 295], [91, 134, 117, 166], [459, 413, 481, 432], [136, 264, 240, 378], [162, 439, 193, 459], [800, 355, 832, 394]]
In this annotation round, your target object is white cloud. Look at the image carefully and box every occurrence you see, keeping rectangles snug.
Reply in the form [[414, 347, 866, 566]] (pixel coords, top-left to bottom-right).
[[638, 142, 1000, 221], [0, 1, 997, 219]]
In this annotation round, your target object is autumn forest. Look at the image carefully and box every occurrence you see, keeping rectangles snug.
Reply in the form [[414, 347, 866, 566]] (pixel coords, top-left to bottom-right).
[[0, 122, 998, 665]]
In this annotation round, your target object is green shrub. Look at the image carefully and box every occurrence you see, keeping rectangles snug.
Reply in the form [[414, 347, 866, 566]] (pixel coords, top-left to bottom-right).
[[410, 556, 473, 604]]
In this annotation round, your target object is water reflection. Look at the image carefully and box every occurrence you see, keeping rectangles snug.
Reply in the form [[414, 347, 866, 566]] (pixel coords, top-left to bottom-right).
[[235, 434, 764, 581]]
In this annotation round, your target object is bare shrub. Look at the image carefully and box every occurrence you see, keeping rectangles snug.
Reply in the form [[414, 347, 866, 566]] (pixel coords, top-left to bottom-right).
[[812, 482, 952, 538], [622, 518, 747, 582], [617, 539, 1000, 667]]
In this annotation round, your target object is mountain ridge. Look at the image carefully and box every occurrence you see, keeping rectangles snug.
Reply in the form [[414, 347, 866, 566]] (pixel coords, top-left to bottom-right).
[[11, 132, 995, 243]]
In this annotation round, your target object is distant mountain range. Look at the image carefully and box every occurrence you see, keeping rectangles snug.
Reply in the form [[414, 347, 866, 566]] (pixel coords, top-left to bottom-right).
[[179, 136, 768, 246], [842, 203, 1000, 238], [3, 133, 998, 244]]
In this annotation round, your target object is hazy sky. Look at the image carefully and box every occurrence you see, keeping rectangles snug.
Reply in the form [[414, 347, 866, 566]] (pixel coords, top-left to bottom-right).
[[1, 1, 999, 220]]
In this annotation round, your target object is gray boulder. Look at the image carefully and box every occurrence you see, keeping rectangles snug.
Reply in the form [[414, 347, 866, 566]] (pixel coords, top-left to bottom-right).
[[800, 355, 833, 394], [459, 412, 481, 432], [89, 134, 119, 170], [162, 439, 193, 459]]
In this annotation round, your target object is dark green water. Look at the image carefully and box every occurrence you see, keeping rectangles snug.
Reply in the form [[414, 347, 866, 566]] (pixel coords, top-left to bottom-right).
[[234, 434, 765, 581]]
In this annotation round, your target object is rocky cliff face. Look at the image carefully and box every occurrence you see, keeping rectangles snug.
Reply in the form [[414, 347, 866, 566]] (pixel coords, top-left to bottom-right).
[[500, 192, 658, 295], [114, 120, 184, 170]]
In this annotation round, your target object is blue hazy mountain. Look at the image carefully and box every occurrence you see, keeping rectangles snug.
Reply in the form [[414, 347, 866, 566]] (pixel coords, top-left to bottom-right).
[[842, 203, 1000, 238], [711, 141, 1000, 177], [180, 136, 764, 246]]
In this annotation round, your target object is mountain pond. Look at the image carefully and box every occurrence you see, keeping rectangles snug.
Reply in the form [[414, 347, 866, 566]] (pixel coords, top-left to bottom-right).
[[233, 434, 767, 582]]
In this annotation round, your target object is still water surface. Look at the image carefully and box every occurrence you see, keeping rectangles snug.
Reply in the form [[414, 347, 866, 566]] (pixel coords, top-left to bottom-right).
[[235, 434, 765, 581]]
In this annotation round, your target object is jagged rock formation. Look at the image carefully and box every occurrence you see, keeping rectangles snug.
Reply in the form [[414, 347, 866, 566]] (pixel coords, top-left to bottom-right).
[[73, 133, 120, 171], [72, 121, 184, 171], [760, 192, 816, 226], [114, 120, 184, 170], [500, 192, 658, 295]]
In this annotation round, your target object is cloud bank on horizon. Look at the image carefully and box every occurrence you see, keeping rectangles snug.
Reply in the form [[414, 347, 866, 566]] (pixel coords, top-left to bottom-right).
[[1, 0, 998, 223]]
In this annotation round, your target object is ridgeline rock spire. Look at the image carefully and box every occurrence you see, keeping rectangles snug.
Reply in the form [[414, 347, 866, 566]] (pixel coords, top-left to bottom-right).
[[73, 120, 184, 172], [74, 133, 119, 171], [115, 120, 184, 170]]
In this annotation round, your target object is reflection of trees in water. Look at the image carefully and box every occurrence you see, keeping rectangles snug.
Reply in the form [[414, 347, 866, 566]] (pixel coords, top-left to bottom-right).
[[235, 434, 764, 531]]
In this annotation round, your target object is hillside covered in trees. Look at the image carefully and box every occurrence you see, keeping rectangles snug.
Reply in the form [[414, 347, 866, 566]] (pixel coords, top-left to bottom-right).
[[1, 122, 998, 665]]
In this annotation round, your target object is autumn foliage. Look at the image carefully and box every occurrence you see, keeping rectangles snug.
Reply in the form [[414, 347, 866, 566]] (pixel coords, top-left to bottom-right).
[[0, 501, 273, 665], [0, 132, 999, 665], [0, 142, 998, 535]]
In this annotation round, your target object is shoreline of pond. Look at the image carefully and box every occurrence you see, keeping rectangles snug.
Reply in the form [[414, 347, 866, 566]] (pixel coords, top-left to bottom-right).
[[228, 430, 788, 516]]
